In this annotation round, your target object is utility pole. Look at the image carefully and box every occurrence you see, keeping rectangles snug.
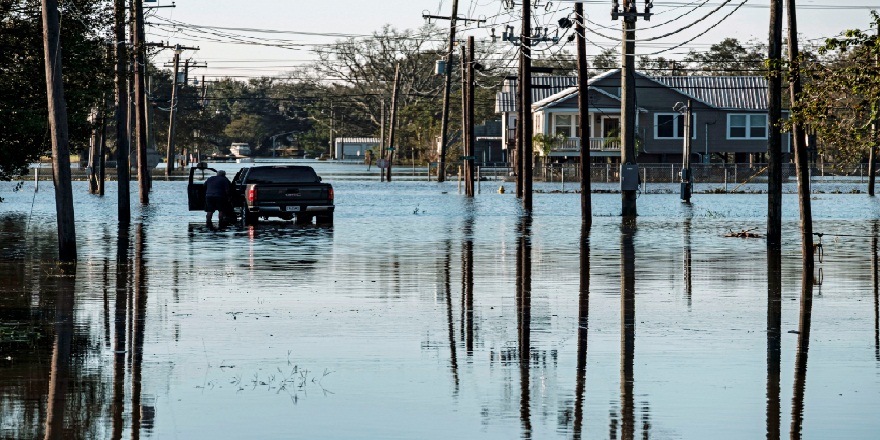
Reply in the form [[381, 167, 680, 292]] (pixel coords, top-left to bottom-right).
[[132, 0, 149, 204], [437, 0, 459, 182], [516, 67, 523, 198], [41, 0, 77, 262], [380, 101, 385, 182], [386, 63, 401, 182], [576, 2, 592, 227], [786, 0, 813, 266], [870, 26, 879, 197], [613, 0, 652, 218], [521, 0, 533, 212], [114, 0, 129, 224], [164, 45, 200, 177], [768, 0, 783, 248], [678, 100, 693, 203], [465, 36, 476, 197]]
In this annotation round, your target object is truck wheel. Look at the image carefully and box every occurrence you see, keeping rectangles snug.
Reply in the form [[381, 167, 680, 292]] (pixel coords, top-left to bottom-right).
[[295, 214, 313, 225], [316, 213, 333, 225]]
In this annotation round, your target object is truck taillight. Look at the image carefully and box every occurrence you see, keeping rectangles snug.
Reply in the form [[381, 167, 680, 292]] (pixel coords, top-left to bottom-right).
[[247, 187, 256, 202], [328, 187, 334, 201]]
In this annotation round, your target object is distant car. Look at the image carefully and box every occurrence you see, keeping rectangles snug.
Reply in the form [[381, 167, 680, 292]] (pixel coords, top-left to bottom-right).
[[230, 165, 334, 225]]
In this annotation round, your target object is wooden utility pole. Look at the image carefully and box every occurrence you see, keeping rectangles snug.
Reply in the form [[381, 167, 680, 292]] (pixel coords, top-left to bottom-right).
[[132, 0, 149, 204], [465, 36, 476, 197], [386, 63, 401, 182], [460, 44, 468, 188], [681, 100, 693, 203], [380, 101, 385, 182], [576, 2, 592, 227], [165, 48, 181, 176], [515, 68, 523, 198], [437, 0, 459, 182], [614, 0, 650, 218], [521, 0, 533, 211], [786, 0, 814, 266], [88, 108, 100, 194], [870, 26, 879, 197], [768, 0, 784, 248], [41, 0, 77, 262]]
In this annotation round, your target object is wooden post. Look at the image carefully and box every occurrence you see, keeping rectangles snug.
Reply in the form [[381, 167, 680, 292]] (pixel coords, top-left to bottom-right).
[[575, 2, 592, 227], [41, 0, 77, 261], [620, 1, 638, 218], [133, 0, 149, 204], [521, 0, 533, 211], [465, 36, 476, 197], [386, 63, 401, 182], [767, 0, 784, 248], [786, 0, 814, 266], [166, 47, 181, 177], [437, 0, 459, 182]]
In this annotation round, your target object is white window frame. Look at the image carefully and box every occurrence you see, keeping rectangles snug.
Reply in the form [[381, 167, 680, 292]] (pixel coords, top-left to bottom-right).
[[654, 113, 696, 139], [727, 113, 768, 140], [552, 113, 579, 138]]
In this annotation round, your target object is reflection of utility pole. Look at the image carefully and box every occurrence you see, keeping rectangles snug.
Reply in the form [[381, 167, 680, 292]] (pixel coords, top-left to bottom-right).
[[613, 0, 652, 218], [766, 249, 782, 440]]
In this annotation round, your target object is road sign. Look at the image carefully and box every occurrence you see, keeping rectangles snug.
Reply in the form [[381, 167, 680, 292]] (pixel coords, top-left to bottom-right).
[[387, 147, 396, 151], [459, 155, 475, 160]]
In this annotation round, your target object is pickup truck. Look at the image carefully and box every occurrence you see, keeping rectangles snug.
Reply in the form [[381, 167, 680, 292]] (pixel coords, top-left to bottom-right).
[[231, 165, 334, 225]]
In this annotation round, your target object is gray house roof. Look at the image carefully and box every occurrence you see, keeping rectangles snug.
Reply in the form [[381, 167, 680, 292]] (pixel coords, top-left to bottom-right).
[[652, 76, 769, 110], [495, 76, 577, 113]]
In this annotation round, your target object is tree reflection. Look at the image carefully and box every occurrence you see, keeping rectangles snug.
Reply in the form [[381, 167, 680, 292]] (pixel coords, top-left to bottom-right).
[[131, 224, 148, 439], [873, 222, 879, 363], [112, 226, 130, 440], [766, 249, 782, 440]]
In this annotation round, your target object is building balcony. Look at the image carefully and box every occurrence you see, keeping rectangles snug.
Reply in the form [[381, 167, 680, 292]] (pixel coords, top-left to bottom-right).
[[554, 137, 621, 153]]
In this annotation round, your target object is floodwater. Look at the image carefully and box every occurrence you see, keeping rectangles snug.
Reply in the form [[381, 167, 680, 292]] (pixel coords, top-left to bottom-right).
[[1, 161, 879, 439]]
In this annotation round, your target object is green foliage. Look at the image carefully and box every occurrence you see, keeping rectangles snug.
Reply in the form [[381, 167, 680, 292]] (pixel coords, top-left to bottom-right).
[[592, 47, 619, 73], [788, 11, 880, 167], [532, 133, 566, 156], [684, 38, 767, 76], [0, 0, 112, 180]]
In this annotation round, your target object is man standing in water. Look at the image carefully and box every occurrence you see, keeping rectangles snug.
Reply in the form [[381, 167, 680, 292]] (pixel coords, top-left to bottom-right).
[[204, 169, 232, 229]]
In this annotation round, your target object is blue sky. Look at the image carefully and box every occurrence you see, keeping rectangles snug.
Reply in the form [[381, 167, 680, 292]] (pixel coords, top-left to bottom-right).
[[145, 0, 880, 79]]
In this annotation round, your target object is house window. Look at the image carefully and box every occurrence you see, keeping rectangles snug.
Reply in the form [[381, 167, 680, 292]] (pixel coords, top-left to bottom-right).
[[728, 114, 768, 139], [654, 113, 695, 139], [553, 114, 579, 137]]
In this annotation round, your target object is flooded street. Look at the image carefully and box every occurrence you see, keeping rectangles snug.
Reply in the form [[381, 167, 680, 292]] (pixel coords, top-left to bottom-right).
[[2, 163, 880, 439]]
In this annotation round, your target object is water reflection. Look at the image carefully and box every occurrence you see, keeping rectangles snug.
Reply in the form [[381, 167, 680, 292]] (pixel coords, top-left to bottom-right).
[[463, 212, 475, 355], [112, 226, 129, 440], [572, 225, 590, 440], [131, 223, 151, 438], [683, 212, 693, 309], [517, 215, 533, 439], [43, 263, 76, 440], [873, 222, 879, 363], [790, 260, 815, 440], [766, 249, 782, 440], [443, 232, 459, 393], [616, 220, 637, 440]]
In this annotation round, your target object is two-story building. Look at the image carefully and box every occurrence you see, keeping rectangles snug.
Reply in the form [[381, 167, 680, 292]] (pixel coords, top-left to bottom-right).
[[498, 69, 788, 164]]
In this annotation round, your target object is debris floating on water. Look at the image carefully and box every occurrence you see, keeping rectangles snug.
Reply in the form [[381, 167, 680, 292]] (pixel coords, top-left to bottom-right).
[[724, 228, 762, 238]]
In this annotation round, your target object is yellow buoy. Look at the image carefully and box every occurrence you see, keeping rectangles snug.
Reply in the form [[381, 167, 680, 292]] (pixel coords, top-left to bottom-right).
[[497, 185, 505, 194]]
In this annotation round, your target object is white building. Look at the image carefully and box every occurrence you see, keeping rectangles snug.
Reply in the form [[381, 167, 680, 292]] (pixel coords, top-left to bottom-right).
[[334, 137, 381, 160]]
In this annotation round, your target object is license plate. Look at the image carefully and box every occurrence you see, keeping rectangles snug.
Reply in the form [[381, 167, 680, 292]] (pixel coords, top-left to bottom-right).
[[284, 206, 300, 212]]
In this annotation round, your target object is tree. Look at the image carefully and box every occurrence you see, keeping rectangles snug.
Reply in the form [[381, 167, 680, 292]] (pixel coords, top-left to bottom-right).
[[638, 56, 686, 76], [790, 12, 880, 170], [684, 38, 766, 76], [0, 0, 112, 181], [592, 47, 619, 73]]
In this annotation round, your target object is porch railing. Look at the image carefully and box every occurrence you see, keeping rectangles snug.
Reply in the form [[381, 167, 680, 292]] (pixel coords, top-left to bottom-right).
[[556, 137, 620, 152]]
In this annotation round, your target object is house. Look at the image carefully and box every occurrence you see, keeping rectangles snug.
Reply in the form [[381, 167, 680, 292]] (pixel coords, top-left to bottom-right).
[[334, 137, 381, 160], [500, 69, 788, 164], [495, 76, 577, 154]]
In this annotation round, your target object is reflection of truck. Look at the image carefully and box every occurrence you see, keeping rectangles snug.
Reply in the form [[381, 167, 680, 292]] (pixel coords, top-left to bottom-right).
[[229, 143, 251, 157], [231, 165, 334, 225]]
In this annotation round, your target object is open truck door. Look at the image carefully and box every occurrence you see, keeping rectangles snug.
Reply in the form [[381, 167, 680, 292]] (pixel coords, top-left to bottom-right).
[[187, 162, 218, 211]]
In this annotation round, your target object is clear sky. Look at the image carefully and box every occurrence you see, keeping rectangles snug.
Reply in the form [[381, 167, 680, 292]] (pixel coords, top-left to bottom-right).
[[144, 0, 880, 79]]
